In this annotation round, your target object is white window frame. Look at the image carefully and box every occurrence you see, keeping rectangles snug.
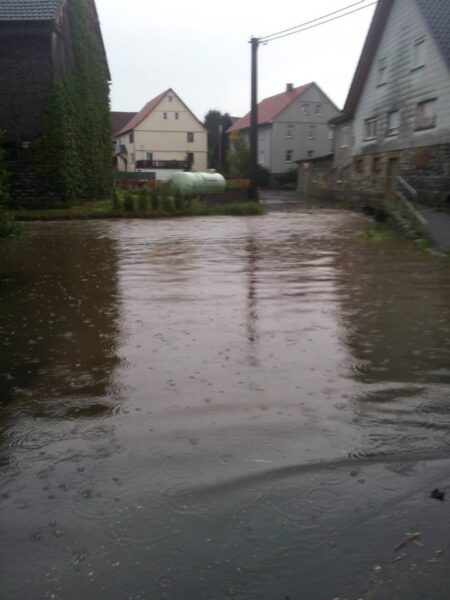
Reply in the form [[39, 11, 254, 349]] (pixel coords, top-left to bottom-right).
[[146, 152, 153, 161], [386, 110, 400, 136], [416, 99, 436, 130], [315, 104, 322, 116], [365, 117, 378, 140], [302, 103, 310, 116], [286, 125, 294, 139], [286, 149, 293, 163], [163, 112, 167, 120], [377, 57, 387, 86], [308, 125, 316, 140], [187, 132, 194, 143], [412, 36, 426, 69]]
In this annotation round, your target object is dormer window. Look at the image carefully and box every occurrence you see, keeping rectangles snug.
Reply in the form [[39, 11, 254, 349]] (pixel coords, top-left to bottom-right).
[[377, 58, 387, 85], [413, 36, 426, 69]]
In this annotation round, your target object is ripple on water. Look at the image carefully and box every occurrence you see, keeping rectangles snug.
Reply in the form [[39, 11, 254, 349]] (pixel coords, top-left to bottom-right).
[[163, 483, 215, 515]]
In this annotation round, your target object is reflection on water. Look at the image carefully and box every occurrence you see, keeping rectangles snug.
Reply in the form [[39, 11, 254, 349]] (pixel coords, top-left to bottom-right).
[[0, 213, 450, 599]]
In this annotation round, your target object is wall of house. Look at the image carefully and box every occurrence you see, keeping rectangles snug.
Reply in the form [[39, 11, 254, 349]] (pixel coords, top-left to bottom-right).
[[333, 120, 354, 169], [0, 24, 53, 146], [117, 92, 207, 172], [353, 0, 450, 157], [270, 84, 339, 175]]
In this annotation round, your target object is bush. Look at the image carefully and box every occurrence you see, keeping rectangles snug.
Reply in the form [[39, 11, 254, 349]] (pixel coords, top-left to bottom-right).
[[112, 189, 123, 211], [138, 188, 150, 212], [123, 190, 135, 212], [151, 190, 159, 211]]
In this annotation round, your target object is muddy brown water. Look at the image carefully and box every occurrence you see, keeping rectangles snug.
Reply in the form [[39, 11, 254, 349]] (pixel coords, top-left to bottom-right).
[[1, 208, 450, 599]]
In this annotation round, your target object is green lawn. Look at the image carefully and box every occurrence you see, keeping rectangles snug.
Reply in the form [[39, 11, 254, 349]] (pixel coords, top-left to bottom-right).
[[13, 199, 265, 221]]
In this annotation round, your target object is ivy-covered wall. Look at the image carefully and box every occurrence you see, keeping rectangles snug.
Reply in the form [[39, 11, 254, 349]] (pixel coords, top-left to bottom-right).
[[33, 0, 113, 205]]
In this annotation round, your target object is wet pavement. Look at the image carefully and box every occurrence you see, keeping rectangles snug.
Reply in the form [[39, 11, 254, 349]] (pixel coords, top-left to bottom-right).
[[1, 207, 450, 599]]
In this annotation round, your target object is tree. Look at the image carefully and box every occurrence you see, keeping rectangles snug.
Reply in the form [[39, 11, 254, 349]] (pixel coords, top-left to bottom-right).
[[204, 110, 233, 172], [226, 132, 250, 179]]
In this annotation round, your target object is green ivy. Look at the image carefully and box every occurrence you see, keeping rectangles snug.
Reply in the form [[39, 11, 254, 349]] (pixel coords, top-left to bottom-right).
[[34, 0, 112, 205]]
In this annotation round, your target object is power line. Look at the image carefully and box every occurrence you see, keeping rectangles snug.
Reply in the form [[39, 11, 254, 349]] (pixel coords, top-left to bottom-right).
[[260, 0, 376, 43]]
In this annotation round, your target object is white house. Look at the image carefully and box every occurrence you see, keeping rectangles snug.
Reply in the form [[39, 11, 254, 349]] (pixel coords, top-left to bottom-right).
[[114, 89, 207, 181]]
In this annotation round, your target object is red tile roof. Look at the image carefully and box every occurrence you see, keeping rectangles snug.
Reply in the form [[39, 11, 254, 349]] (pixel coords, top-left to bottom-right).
[[228, 83, 313, 133], [117, 89, 170, 136]]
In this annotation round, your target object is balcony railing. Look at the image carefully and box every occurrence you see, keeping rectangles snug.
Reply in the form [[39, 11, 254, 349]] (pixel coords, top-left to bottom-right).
[[135, 160, 187, 170]]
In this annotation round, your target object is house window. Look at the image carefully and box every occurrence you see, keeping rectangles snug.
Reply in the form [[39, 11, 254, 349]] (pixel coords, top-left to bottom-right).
[[163, 112, 168, 119], [387, 110, 400, 136], [355, 158, 364, 173], [187, 152, 194, 165], [377, 58, 387, 85], [413, 36, 426, 69], [365, 117, 377, 140], [328, 127, 334, 140], [416, 99, 436, 130], [373, 157, 382, 173], [286, 150, 293, 162], [307, 150, 315, 158], [146, 152, 153, 161], [308, 125, 316, 140], [286, 125, 294, 139], [130, 153, 135, 163], [175, 112, 179, 120], [129, 132, 134, 143], [168, 95, 173, 102], [302, 103, 310, 116], [341, 126, 349, 148], [187, 132, 194, 143], [315, 104, 322, 116]]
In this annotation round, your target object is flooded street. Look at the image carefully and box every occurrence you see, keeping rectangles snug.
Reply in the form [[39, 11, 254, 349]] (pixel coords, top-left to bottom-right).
[[1, 206, 450, 599]]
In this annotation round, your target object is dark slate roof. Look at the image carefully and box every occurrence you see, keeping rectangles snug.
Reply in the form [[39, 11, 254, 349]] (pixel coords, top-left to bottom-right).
[[416, 0, 450, 66], [0, 0, 64, 21], [111, 112, 137, 136]]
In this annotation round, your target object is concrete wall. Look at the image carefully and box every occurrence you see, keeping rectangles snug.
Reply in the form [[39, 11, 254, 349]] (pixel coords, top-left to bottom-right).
[[353, 0, 450, 157], [116, 91, 207, 172]]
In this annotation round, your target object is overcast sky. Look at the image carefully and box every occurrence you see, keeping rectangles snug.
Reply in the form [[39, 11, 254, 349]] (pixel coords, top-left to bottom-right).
[[96, 0, 376, 120]]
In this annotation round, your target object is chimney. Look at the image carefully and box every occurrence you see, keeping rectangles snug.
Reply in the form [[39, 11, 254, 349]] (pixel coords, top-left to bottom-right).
[[286, 83, 294, 92]]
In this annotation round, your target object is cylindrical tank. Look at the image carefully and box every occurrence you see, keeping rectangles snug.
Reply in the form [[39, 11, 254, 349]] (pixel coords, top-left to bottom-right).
[[170, 170, 226, 195]]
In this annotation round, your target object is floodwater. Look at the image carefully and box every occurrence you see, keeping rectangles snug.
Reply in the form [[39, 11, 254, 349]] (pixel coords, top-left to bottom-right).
[[1, 205, 450, 600]]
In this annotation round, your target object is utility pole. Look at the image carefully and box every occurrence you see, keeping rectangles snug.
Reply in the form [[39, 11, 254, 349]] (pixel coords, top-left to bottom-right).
[[249, 37, 259, 201]]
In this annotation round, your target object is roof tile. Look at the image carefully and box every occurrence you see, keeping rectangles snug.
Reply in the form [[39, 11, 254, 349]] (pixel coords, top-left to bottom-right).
[[416, 0, 450, 66], [228, 83, 313, 133], [0, 0, 64, 21]]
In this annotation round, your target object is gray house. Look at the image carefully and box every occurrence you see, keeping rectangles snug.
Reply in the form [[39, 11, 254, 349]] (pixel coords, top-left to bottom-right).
[[228, 83, 339, 180], [331, 0, 450, 205]]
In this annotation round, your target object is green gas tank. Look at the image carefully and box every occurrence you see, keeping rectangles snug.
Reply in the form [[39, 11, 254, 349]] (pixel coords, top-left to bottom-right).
[[170, 170, 226, 195]]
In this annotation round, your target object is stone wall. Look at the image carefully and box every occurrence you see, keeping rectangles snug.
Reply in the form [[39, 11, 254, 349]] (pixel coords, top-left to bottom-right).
[[297, 143, 450, 210]]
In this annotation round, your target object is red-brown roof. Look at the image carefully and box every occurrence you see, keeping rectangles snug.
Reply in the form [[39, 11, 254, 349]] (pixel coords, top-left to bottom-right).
[[111, 111, 137, 136], [228, 83, 313, 133], [116, 89, 169, 136]]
